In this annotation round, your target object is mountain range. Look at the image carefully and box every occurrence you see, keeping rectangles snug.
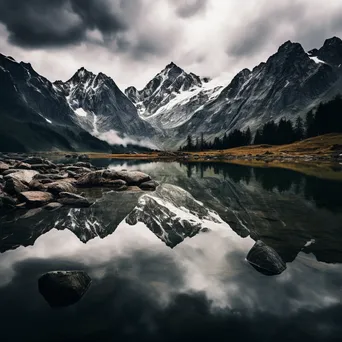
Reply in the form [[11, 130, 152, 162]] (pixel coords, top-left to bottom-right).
[[1, 36, 342, 152]]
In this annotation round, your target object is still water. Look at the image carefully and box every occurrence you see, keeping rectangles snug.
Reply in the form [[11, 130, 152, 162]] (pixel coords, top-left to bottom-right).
[[1, 160, 342, 342]]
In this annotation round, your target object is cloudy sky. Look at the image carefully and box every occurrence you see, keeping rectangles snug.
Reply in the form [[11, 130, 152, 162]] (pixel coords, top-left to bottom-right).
[[0, 0, 342, 90]]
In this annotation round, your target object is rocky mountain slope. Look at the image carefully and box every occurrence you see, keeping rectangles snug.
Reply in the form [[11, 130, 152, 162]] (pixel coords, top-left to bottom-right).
[[125, 62, 224, 132], [0, 54, 111, 152], [1, 36, 342, 152], [126, 37, 342, 149], [54, 68, 156, 143]]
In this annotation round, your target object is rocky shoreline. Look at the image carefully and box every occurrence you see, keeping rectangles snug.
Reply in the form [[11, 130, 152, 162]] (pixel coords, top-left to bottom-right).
[[0, 153, 158, 211]]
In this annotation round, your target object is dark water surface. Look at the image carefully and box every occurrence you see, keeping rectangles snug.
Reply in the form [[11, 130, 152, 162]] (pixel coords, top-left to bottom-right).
[[1, 160, 342, 342]]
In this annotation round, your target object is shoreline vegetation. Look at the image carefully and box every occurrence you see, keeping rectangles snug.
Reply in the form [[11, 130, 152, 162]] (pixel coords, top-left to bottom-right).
[[40, 133, 342, 181]]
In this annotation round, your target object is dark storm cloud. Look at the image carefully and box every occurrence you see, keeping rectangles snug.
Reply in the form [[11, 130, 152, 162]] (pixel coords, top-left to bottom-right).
[[0, 0, 83, 47], [226, 1, 342, 59], [172, 0, 208, 18], [0, 0, 133, 48], [226, 2, 306, 57]]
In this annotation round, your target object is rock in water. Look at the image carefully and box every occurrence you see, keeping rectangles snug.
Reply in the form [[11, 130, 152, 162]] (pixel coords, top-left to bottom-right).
[[44, 202, 63, 211], [139, 180, 158, 191], [38, 271, 91, 308], [46, 181, 77, 195], [246, 240, 286, 276], [18, 191, 53, 208], [58, 192, 92, 208]]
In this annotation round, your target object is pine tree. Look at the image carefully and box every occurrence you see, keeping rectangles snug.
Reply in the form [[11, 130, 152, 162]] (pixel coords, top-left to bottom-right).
[[305, 110, 316, 138], [294, 117, 304, 141], [253, 129, 263, 145], [244, 127, 252, 145], [186, 135, 193, 151]]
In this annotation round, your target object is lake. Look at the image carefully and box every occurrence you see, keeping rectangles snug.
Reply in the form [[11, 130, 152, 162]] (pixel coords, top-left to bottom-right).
[[1, 160, 342, 342]]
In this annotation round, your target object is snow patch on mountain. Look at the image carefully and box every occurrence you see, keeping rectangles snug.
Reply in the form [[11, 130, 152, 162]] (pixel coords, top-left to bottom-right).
[[54, 67, 157, 149], [75, 108, 88, 117], [308, 55, 327, 64], [126, 63, 228, 131]]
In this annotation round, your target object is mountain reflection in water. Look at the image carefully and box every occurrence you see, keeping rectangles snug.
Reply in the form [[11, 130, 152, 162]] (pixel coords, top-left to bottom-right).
[[0, 160, 342, 342]]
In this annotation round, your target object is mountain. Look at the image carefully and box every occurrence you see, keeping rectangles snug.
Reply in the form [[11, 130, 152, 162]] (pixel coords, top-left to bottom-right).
[[2, 36, 342, 152], [126, 37, 342, 149], [125, 62, 223, 132], [0, 54, 111, 152], [54, 67, 156, 144]]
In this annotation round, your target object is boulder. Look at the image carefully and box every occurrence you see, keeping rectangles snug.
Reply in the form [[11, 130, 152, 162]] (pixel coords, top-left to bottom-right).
[[47, 181, 77, 195], [14, 162, 32, 170], [67, 171, 78, 178], [4, 178, 29, 195], [23, 157, 44, 164], [29, 180, 46, 191], [76, 170, 112, 187], [30, 164, 55, 171], [76, 170, 150, 187], [5, 170, 39, 184], [74, 162, 92, 168], [20, 208, 43, 219], [58, 193, 92, 208], [139, 180, 158, 191], [40, 179, 54, 184], [0, 161, 10, 172], [246, 240, 286, 276], [3, 169, 22, 176], [114, 170, 151, 185], [78, 154, 90, 161], [38, 271, 91, 308], [18, 191, 53, 208], [34, 173, 68, 181], [62, 166, 92, 173], [44, 202, 63, 211]]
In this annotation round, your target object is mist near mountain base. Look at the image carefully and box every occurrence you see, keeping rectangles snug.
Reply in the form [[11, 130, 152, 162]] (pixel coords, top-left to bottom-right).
[[96, 129, 157, 149]]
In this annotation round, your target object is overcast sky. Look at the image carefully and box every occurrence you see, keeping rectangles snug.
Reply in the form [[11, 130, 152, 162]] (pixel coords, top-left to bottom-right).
[[1, 0, 342, 90]]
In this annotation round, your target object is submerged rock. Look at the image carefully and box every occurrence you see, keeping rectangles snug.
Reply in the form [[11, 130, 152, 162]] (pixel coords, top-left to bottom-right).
[[58, 193, 92, 208], [139, 180, 158, 191], [246, 240, 286, 276], [77, 170, 151, 187], [38, 271, 91, 308], [44, 202, 63, 211]]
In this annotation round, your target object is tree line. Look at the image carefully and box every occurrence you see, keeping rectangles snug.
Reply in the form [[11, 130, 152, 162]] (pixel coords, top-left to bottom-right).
[[179, 128, 252, 151], [180, 95, 342, 151]]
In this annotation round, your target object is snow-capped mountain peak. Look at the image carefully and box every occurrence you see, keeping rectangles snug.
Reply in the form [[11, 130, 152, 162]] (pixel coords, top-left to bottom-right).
[[124, 62, 227, 132], [53, 67, 156, 143]]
